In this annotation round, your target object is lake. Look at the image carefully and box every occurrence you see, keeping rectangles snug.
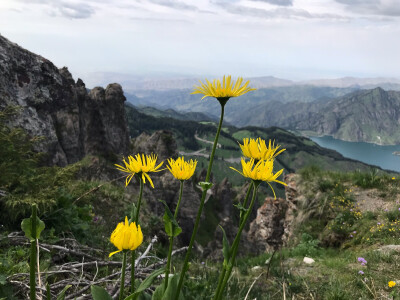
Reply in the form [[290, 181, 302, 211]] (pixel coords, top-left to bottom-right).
[[310, 136, 400, 173]]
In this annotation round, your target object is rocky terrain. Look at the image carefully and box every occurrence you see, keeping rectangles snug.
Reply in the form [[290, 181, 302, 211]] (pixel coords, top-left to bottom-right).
[[0, 34, 130, 166]]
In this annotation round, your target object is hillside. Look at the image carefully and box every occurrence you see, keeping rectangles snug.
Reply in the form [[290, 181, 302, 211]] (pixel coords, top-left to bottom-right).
[[128, 86, 400, 145], [235, 87, 400, 145], [125, 104, 380, 188]]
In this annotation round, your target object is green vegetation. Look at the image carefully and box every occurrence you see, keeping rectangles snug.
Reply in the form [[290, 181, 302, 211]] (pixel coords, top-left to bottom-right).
[[2, 103, 400, 299]]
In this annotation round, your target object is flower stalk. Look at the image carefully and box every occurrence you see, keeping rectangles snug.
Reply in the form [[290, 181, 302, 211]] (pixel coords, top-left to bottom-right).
[[164, 180, 184, 290], [131, 176, 143, 293], [214, 182, 260, 300], [29, 204, 37, 300], [119, 251, 128, 300], [174, 102, 226, 300]]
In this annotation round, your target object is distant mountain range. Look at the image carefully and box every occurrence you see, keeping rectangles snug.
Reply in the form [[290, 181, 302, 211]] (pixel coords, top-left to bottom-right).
[[83, 72, 400, 92], [126, 85, 400, 145]]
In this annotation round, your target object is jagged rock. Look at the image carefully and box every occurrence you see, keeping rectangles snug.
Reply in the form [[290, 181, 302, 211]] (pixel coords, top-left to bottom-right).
[[133, 130, 178, 161], [247, 197, 288, 253], [246, 174, 298, 253], [0, 34, 130, 166]]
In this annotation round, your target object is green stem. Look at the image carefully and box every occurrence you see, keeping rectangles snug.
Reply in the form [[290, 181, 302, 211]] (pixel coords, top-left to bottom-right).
[[46, 282, 51, 300], [119, 252, 127, 300], [164, 236, 174, 291], [131, 177, 143, 293], [29, 204, 37, 300], [213, 182, 253, 299], [174, 181, 184, 219], [215, 183, 259, 300], [174, 102, 226, 300], [164, 181, 184, 291], [134, 176, 144, 224], [239, 182, 254, 222]]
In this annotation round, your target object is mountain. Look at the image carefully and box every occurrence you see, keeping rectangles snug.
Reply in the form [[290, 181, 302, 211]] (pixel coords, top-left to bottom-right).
[[133, 105, 219, 122], [125, 85, 359, 119], [301, 76, 400, 89], [232, 87, 400, 145], [0, 34, 130, 166], [81, 72, 294, 91]]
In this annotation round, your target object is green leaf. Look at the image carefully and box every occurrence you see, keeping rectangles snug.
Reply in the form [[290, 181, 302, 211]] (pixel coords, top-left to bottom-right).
[[56, 285, 72, 300], [91, 285, 112, 300], [233, 202, 248, 213], [219, 225, 230, 263], [161, 274, 184, 300], [199, 181, 213, 191], [151, 282, 165, 300], [138, 292, 152, 300], [159, 200, 182, 237], [130, 203, 138, 224], [0, 274, 6, 285], [124, 268, 164, 300], [21, 216, 45, 241]]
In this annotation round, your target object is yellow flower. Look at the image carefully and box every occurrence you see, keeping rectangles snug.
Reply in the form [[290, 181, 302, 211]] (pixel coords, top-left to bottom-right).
[[230, 158, 286, 197], [192, 75, 256, 101], [392, 177, 396, 180], [389, 281, 396, 288], [109, 216, 143, 257], [115, 153, 164, 188], [167, 157, 197, 181], [239, 138, 285, 161]]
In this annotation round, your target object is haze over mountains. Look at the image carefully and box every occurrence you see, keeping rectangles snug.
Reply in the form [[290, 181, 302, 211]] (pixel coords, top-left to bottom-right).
[[83, 72, 400, 92], [125, 80, 400, 145]]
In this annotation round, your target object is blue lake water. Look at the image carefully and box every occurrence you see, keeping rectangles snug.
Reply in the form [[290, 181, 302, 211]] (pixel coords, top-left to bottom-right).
[[310, 136, 400, 173]]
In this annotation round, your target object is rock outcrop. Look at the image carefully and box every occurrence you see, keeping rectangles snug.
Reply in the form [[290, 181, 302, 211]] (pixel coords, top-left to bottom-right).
[[0, 34, 130, 166], [246, 174, 298, 253]]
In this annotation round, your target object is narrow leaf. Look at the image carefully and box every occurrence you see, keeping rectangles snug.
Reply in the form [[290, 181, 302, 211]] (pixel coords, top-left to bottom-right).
[[161, 274, 184, 300], [91, 285, 112, 300], [56, 285, 72, 300], [159, 200, 182, 237], [124, 268, 164, 300], [219, 225, 230, 262]]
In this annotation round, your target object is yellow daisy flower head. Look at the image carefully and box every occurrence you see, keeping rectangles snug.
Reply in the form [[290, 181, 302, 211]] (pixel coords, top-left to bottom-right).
[[230, 158, 286, 198], [191, 75, 256, 104], [115, 153, 164, 188], [239, 138, 285, 161], [389, 281, 396, 288], [167, 157, 197, 181], [109, 216, 143, 257]]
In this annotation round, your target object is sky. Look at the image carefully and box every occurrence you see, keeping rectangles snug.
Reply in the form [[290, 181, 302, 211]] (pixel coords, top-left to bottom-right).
[[1, 0, 400, 85]]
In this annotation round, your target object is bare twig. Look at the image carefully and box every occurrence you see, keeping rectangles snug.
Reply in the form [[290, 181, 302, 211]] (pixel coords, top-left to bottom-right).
[[73, 175, 126, 205], [244, 272, 264, 300]]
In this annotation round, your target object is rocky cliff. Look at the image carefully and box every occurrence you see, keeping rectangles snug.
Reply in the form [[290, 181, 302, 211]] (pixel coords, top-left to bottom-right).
[[0, 34, 130, 166]]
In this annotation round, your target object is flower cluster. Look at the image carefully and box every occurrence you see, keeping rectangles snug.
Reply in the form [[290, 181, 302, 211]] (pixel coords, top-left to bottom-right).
[[239, 138, 285, 162], [357, 257, 367, 266], [230, 138, 286, 196], [389, 281, 396, 288]]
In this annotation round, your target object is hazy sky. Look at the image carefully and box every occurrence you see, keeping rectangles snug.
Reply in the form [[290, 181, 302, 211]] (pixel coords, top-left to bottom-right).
[[1, 0, 400, 83]]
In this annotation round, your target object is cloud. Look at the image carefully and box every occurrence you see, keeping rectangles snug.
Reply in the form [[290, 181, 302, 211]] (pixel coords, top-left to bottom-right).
[[249, 0, 293, 6], [335, 0, 400, 17], [56, 2, 94, 19], [147, 0, 200, 12], [15, 0, 95, 19], [213, 2, 349, 21]]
